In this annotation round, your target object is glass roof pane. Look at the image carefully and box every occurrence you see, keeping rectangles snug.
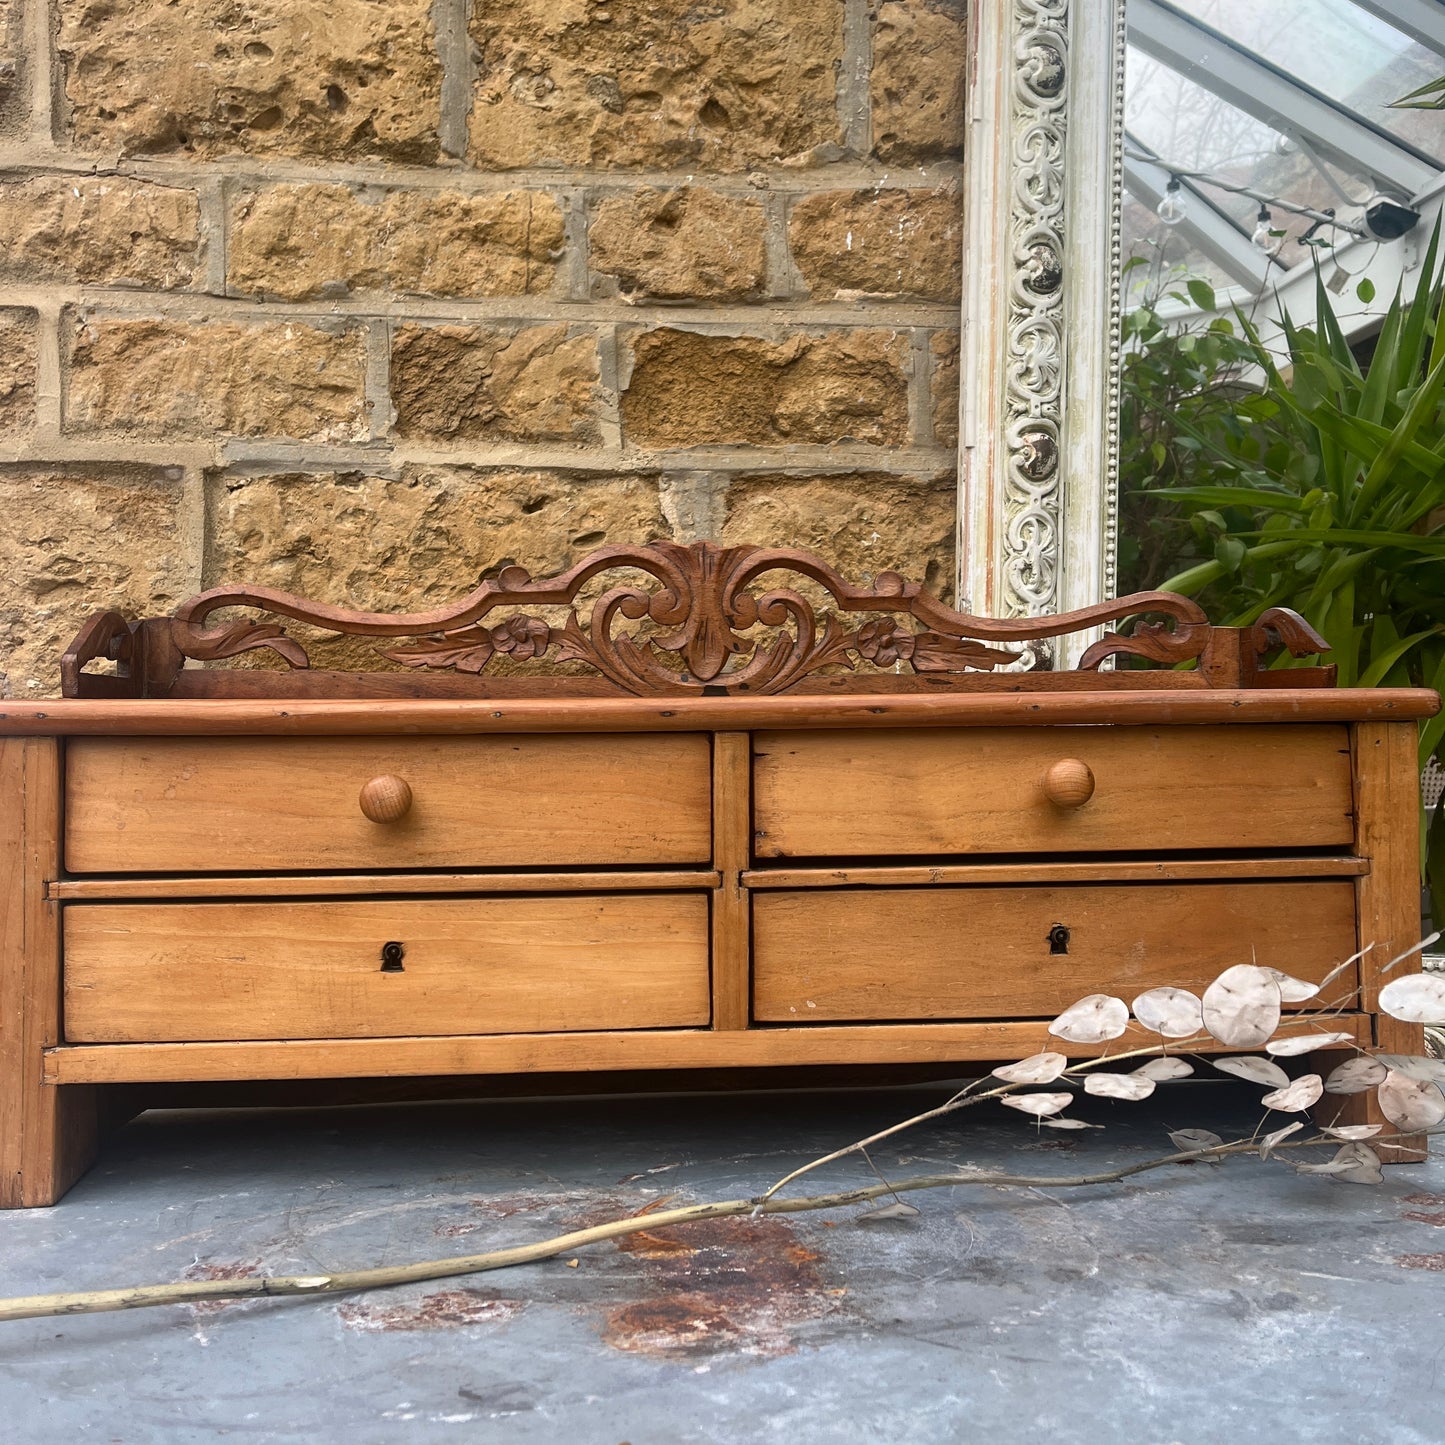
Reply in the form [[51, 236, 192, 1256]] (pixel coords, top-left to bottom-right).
[[1168, 0, 1445, 164], [1125, 46, 1374, 271]]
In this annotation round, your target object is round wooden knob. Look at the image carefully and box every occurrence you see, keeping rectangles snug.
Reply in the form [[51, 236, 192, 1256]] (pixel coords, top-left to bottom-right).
[[359, 774, 413, 824], [1042, 758, 1095, 809]]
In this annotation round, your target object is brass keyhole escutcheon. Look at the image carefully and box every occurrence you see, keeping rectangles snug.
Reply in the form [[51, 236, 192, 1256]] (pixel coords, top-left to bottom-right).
[[380, 941, 406, 972], [1047, 924, 1070, 955]]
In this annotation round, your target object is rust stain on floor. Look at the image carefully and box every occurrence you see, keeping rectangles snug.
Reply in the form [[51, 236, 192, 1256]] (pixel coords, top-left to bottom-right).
[[1395, 1253, 1445, 1271], [596, 1210, 838, 1360], [183, 1259, 263, 1317], [338, 1289, 526, 1332], [1400, 1193, 1445, 1227]]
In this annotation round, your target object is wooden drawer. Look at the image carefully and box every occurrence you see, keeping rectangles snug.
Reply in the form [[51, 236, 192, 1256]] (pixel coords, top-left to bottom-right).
[[752, 725, 1353, 858], [64, 735, 712, 873], [752, 880, 1358, 1021], [63, 893, 711, 1041]]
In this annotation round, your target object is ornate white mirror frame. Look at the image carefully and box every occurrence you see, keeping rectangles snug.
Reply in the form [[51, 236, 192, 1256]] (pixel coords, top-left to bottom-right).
[[957, 0, 1128, 657]]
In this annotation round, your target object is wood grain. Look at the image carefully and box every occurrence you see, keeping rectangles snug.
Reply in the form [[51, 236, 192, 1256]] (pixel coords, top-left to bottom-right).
[[63, 894, 711, 1043], [65, 734, 712, 873], [753, 725, 1354, 858], [0, 739, 99, 1208], [1319, 721, 1431, 1155], [0, 688, 1436, 738], [744, 858, 1370, 888], [710, 733, 751, 1031], [45, 1015, 1372, 1085], [752, 881, 1359, 1022], [49, 870, 721, 901]]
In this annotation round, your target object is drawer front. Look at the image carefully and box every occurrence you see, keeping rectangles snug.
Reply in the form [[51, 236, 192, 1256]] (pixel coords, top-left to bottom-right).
[[63, 893, 711, 1041], [752, 880, 1358, 1022], [65, 734, 713, 873], [752, 725, 1353, 858]]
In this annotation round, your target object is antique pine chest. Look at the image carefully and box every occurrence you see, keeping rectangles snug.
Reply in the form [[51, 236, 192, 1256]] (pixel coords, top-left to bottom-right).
[[1, 541, 1437, 1205]]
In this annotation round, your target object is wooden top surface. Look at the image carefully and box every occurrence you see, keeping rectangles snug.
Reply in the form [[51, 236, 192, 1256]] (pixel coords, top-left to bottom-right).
[[1, 687, 1437, 736]]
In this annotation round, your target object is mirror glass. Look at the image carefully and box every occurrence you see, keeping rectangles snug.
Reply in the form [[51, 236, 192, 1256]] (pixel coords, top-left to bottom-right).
[[1114, 0, 1445, 592]]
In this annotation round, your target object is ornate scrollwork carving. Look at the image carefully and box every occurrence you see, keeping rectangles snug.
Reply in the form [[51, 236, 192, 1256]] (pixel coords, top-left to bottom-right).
[[1000, 1, 1070, 624], [67, 538, 1325, 700], [168, 619, 310, 670]]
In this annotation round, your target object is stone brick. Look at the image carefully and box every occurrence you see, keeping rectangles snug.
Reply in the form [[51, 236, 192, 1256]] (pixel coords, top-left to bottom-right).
[[59, 0, 441, 162], [622, 328, 910, 448], [589, 188, 766, 303], [469, 0, 843, 171], [871, 0, 966, 165], [229, 186, 565, 302], [0, 176, 201, 288], [0, 4, 23, 136], [930, 329, 959, 448], [789, 189, 962, 302], [0, 465, 189, 698], [391, 324, 600, 444], [0, 308, 36, 434], [65, 317, 367, 442], [721, 469, 956, 599], [206, 466, 668, 670]]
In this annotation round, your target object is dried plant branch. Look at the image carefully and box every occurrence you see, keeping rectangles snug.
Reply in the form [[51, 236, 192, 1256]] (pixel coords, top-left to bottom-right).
[[757, 1033, 1217, 1203], [2, 1131, 1412, 1327]]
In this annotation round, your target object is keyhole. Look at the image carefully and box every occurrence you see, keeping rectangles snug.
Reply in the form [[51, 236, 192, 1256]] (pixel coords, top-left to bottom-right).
[[1047, 924, 1070, 955], [380, 941, 405, 972]]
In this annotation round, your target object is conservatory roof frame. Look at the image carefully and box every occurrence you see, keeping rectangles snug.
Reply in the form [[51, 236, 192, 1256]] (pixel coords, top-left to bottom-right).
[[1128, 0, 1440, 200], [1347, 0, 1445, 58]]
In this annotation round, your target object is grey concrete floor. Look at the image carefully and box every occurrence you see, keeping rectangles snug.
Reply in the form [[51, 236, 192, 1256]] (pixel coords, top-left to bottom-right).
[[0, 1081, 1442, 1445]]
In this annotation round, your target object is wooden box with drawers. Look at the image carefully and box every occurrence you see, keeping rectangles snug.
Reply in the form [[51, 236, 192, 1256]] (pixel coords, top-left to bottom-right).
[[1, 540, 1437, 1205]]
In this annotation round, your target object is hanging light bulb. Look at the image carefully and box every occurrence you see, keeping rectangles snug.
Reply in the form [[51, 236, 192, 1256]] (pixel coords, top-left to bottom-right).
[[1251, 202, 1276, 253], [1157, 177, 1187, 227]]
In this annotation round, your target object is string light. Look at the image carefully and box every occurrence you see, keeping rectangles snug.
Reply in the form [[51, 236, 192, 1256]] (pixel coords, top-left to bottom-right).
[[1251, 202, 1276, 253], [1126, 146, 1370, 244], [1156, 176, 1188, 227]]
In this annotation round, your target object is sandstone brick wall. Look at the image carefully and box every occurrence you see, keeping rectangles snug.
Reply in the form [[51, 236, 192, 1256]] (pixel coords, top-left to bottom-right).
[[0, 0, 965, 696]]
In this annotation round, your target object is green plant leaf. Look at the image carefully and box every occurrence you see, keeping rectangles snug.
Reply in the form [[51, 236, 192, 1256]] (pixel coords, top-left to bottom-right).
[[1186, 279, 1217, 312], [1358, 627, 1444, 688]]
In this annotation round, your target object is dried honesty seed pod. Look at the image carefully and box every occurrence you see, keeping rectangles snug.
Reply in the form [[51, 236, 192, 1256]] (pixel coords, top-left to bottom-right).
[[1258, 1122, 1304, 1160], [1376, 1072, 1445, 1131], [858, 1201, 921, 1222], [1296, 1157, 1356, 1176], [1264, 969, 1320, 1003], [1202, 964, 1282, 1048], [1323, 1056, 1387, 1094], [1331, 1142, 1384, 1186], [1001, 1092, 1073, 1118], [1213, 1055, 1289, 1088], [1372, 1053, 1445, 1084], [1323, 1123, 1383, 1141], [1378, 973, 1445, 1025], [1131, 986, 1204, 1039], [1048, 994, 1129, 1044], [1259, 1074, 1324, 1113], [1265, 1032, 1355, 1057], [1133, 1056, 1194, 1082], [1168, 1128, 1225, 1154], [992, 1052, 1068, 1085], [1083, 1073, 1155, 1102], [1040, 1118, 1102, 1130]]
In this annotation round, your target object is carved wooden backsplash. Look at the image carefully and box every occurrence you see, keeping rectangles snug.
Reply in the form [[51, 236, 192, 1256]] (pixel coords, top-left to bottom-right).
[[62, 539, 1332, 698]]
